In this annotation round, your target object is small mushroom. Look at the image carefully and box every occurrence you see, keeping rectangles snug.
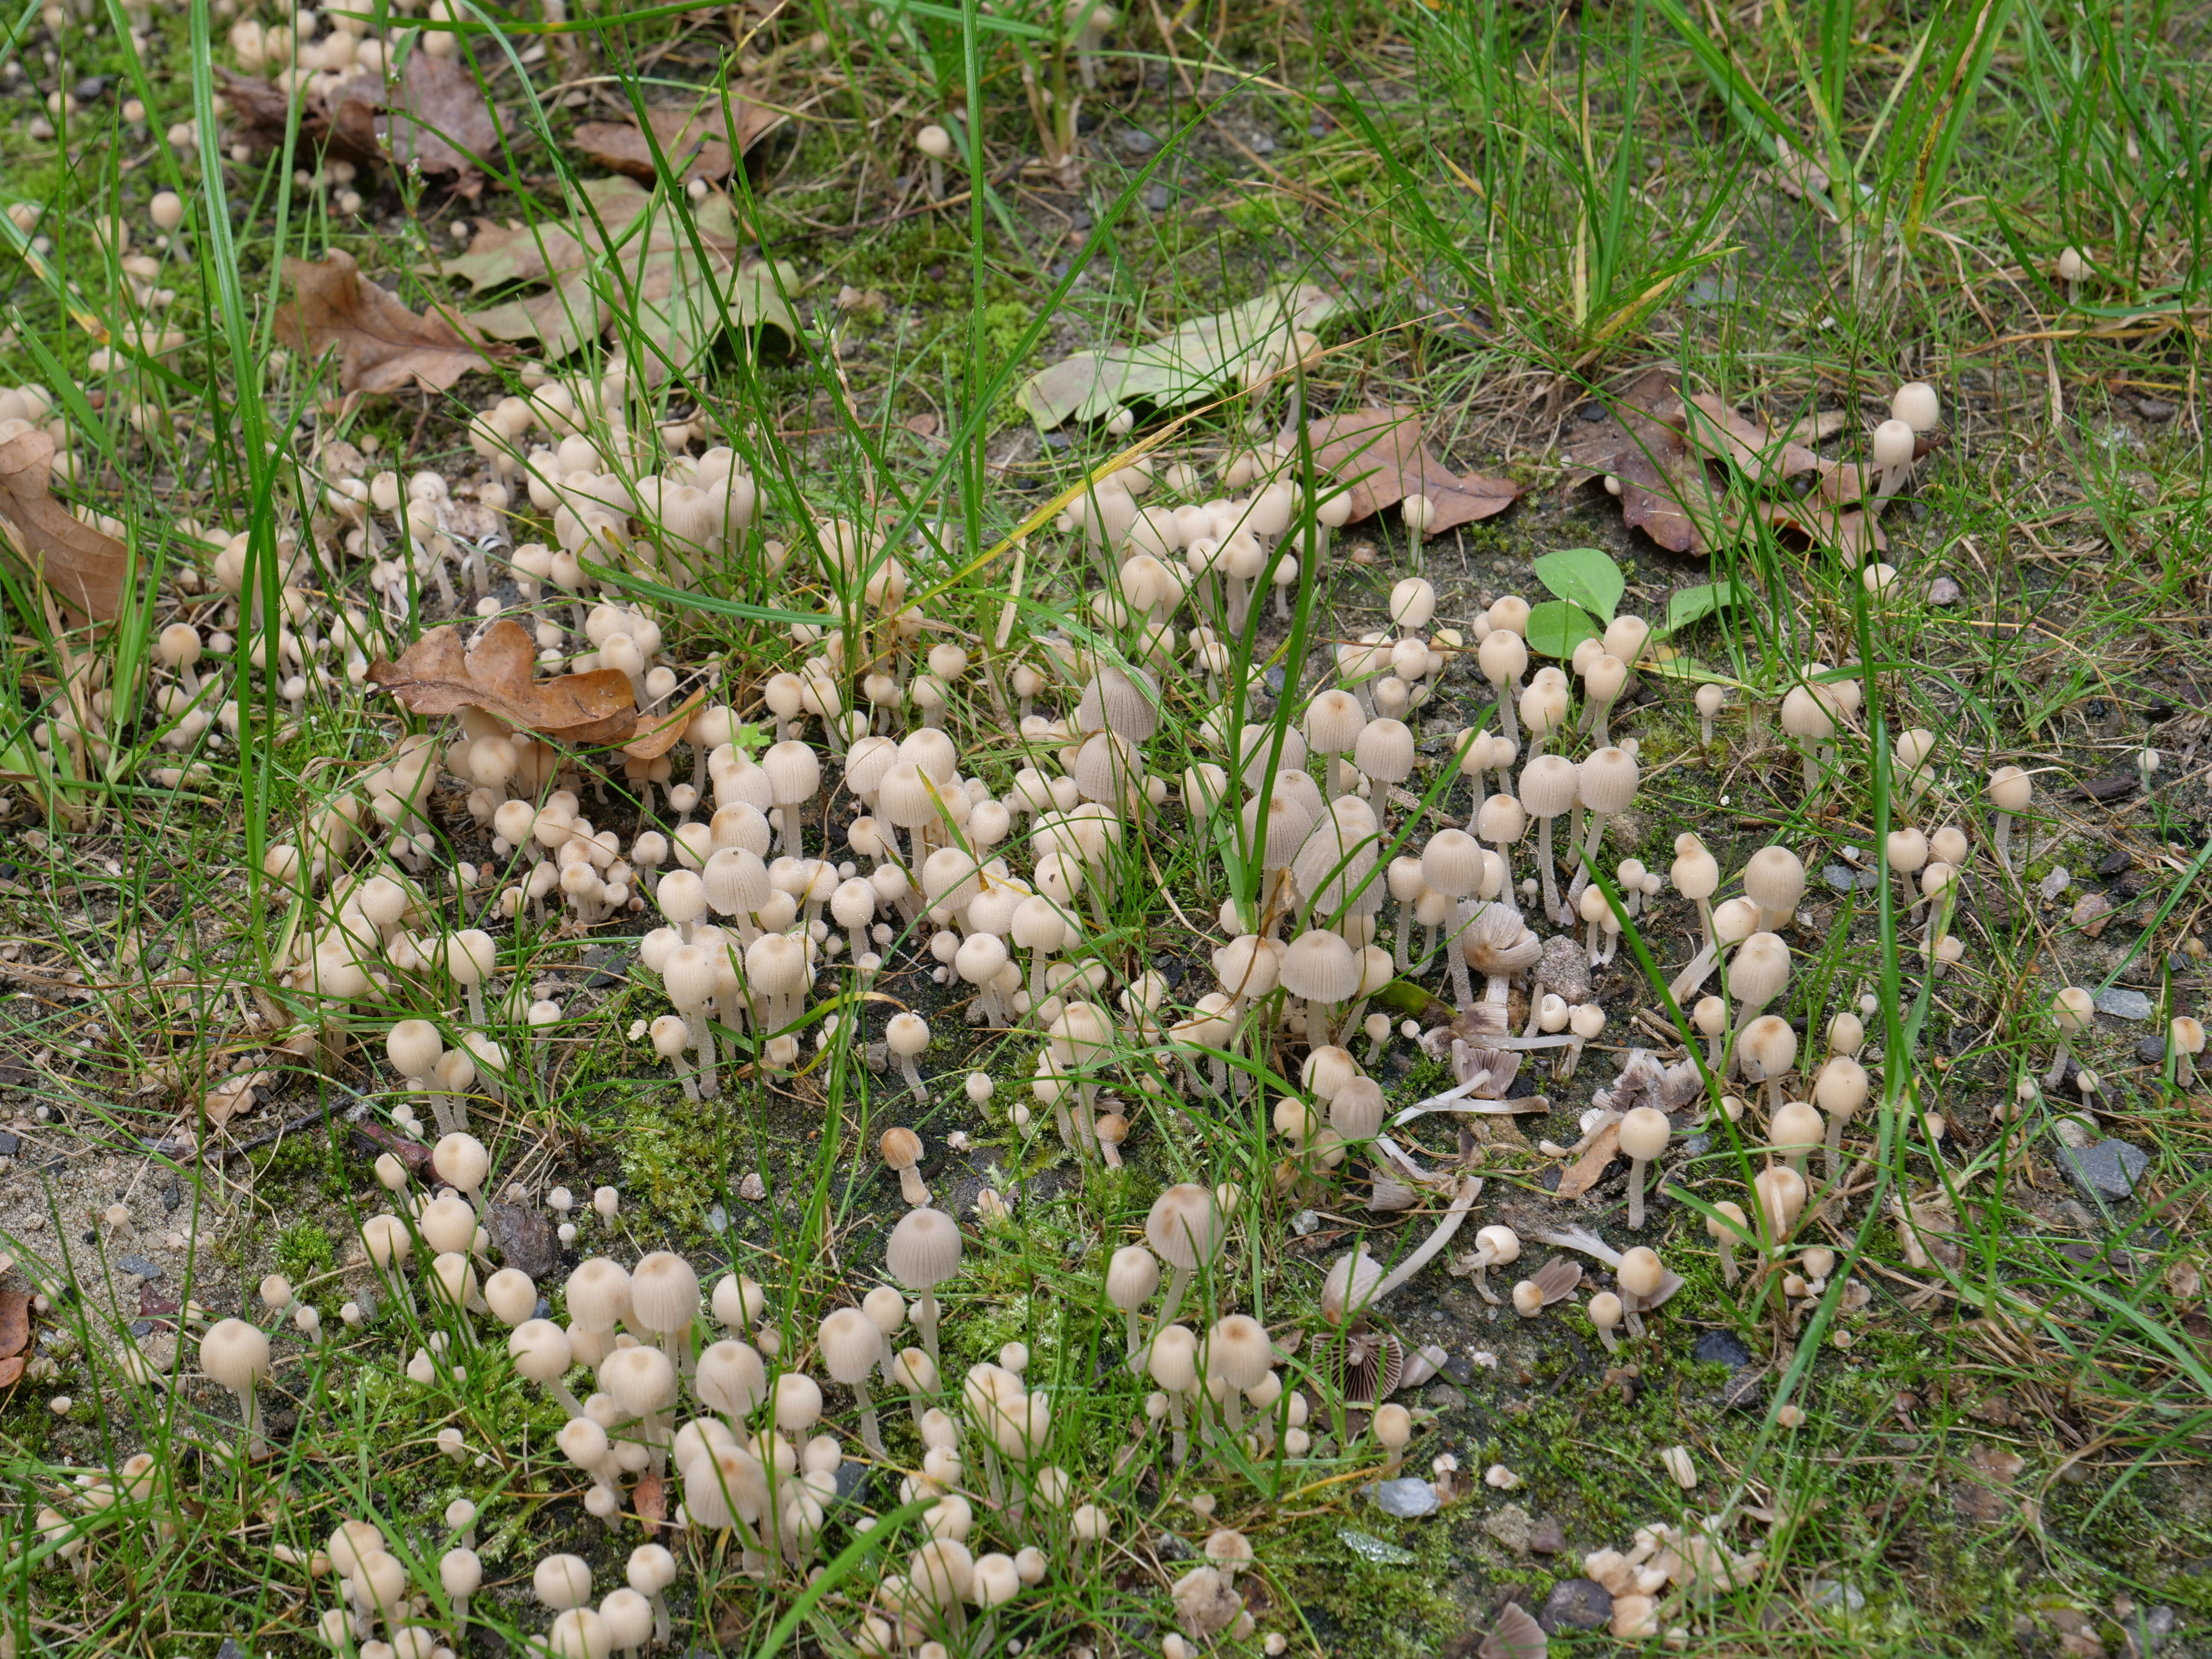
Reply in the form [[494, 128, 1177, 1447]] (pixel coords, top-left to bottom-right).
[[1461, 1225, 1519, 1305], [2044, 987, 2095, 1090], [880, 1126, 930, 1205], [2174, 1016, 2205, 1091], [1705, 1201, 1751, 1289], [1618, 1107, 1670, 1230], [1586, 1291, 1623, 1353]]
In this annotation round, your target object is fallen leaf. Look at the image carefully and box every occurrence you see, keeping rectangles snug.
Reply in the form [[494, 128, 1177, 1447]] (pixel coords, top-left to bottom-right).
[[0, 428, 128, 623], [1754, 500, 1887, 563], [370, 618, 637, 744], [622, 690, 706, 761], [0, 1356, 21, 1390], [486, 1203, 562, 1279], [1560, 370, 1728, 555], [439, 180, 796, 378], [274, 250, 494, 396], [1812, 429, 1947, 510], [1968, 1443, 2027, 1484], [575, 89, 783, 184], [0, 1287, 29, 1359], [1680, 393, 1819, 485], [1552, 1121, 1622, 1201], [1294, 406, 1521, 532], [137, 1281, 182, 1327], [633, 1470, 667, 1531], [1016, 282, 1339, 427], [219, 54, 501, 190], [1785, 410, 1850, 445], [352, 1120, 436, 1177]]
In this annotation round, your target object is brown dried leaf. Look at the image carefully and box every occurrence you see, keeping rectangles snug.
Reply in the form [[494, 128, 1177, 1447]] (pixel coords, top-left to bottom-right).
[[621, 689, 705, 761], [352, 1120, 435, 1177], [1559, 371, 1721, 555], [575, 90, 783, 184], [369, 618, 637, 744], [0, 429, 128, 623], [381, 49, 499, 185], [0, 1356, 22, 1390], [1552, 1122, 1622, 1201], [1755, 500, 1887, 563], [1785, 410, 1850, 445], [633, 1470, 667, 1531], [274, 251, 494, 396], [1681, 393, 1820, 485], [0, 1287, 29, 1360], [1297, 406, 1521, 532]]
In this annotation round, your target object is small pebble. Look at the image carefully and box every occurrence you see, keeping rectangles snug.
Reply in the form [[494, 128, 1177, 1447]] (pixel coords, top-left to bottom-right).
[[1926, 576, 1962, 605]]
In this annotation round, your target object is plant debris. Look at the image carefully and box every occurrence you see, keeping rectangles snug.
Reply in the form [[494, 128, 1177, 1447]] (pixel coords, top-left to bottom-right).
[[367, 619, 638, 744], [218, 50, 501, 190], [573, 89, 783, 183], [1293, 405, 1522, 530], [0, 428, 128, 623], [274, 251, 494, 396]]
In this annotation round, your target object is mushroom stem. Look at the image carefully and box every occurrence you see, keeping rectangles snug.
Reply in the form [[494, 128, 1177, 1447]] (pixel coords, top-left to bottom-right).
[[1470, 1257, 1499, 1306], [1823, 1114, 1847, 1188], [1123, 1305, 1144, 1365], [1371, 1176, 1479, 1302], [916, 1288, 941, 1366], [1595, 1324, 1620, 1355], [1155, 1263, 1192, 1338], [1167, 1390, 1187, 1464], [2043, 1036, 2074, 1093], [1444, 903, 1476, 1011], [1626, 1155, 1651, 1230], [1714, 1237, 1739, 1288], [1537, 814, 1562, 926], [897, 1166, 930, 1206], [898, 1055, 927, 1101], [853, 1378, 884, 1456]]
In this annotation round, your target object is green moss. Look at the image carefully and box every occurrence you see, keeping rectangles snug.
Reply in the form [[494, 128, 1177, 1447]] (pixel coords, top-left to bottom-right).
[[617, 1088, 729, 1234], [274, 1219, 338, 1301]]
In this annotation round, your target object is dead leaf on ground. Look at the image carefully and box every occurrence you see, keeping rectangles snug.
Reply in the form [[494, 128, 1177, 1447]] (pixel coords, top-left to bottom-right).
[[633, 1470, 667, 1531], [0, 1356, 22, 1390], [575, 89, 783, 184], [1785, 410, 1850, 445], [219, 52, 501, 191], [1812, 430, 1947, 510], [0, 428, 128, 623], [0, 1287, 29, 1359], [436, 178, 796, 379], [1680, 393, 1820, 485], [1560, 370, 1727, 555], [1969, 1443, 2028, 1484], [1552, 1121, 1622, 1201], [274, 250, 496, 396], [1293, 406, 1522, 532], [354, 1120, 436, 1176], [621, 689, 706, 761], [370, 618, 637, 745], [1755, 499, 1887, 563]]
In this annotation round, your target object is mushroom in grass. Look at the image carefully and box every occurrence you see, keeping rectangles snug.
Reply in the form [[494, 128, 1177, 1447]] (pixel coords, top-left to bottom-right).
[[1146, 1184, 1224, 1333], [1705, 1201, 1751, 1288], [1813, 1057, 1869, 1185], [1373, 1402, 1412, 1475], [1872, 419, 1918, 501], [199, 1318, 272, 1461], [916, 123, 953, 201], [820, 1306, 887, 1455], [2173, 1016, 2205, 1091], [885, 1012, 931, 1100], [2044, 987, 2095, 1090], [1586, 1291, 1624, 1353], [1694, 682, 1725, 748], [1615, 1246, 1662, 1339], [1987, 765, 2034, 868], [1618, 1108, 1670, 1230], [880, 1127, 929, 1206], [888, 1208, 963, 1365], [1460, 1225, 1519, 1304], [1106, 1244, 1161, 1365], [1770, 1100, 1825, 1180]]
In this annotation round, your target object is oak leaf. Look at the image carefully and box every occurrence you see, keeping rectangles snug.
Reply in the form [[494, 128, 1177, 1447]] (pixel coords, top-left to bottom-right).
[[0, 1356, 21, 1390], [1681, 392, 1820, 484], [1560, 370, 1726, 555], [369, 619, 637, 744], [622, 689, 706, 761], [0, 429, 128, 623], [575, 89, 784, 184], [1295, 406, 1521, 532], [219, 52, 501, 190], [274, 250, 495, 396], [1551, 1121, 1621, 1201], [1755, 500, 1886, 563]]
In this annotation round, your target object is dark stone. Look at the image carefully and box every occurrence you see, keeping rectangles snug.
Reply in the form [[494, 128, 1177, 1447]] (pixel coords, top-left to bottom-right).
[[44, 1157, 64, 1175], [1069, 207, 1093, 230], [130, 1318, 152, 1337], [1719, 1370, 1766, 1412], [2079, 773, 2140, 803], [72, 74, 110, 99], [1041, 431, 1073, 449], [116, 1254, 163, 1280], [1443, 1354, 1475, 1384], [2138, 1036, 2169, 1064], [1155, 1531, 1194, 1561], [1538, 1578, 1612, 1634], [2135, 396, 2179, 422], [486, 1203, 562, 1279], [1529, 1517, 1566, 1554], [1578, 402, 1608, 422], [162, 1177, 182, 1213], [534, 1297, 553, 1321], [585, 967, 621, 990], [217, 1639, 249, 1659], [1144, 184, 1170, 211], [0, 1133, 17, 1157], [2097, 849, 2133, 877], [832, 1461, 870, 1504], [1119, 128, 1157, 154], [1693, 1329, 1753, 1369], [2057, 1139, 2151, 1203]]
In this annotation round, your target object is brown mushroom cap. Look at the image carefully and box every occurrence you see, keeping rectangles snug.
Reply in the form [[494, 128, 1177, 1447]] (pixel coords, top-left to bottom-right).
[[880, 1126, 923, 1172]]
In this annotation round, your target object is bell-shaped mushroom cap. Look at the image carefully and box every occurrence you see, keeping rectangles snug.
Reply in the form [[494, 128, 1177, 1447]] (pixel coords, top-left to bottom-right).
[[534, 1553, 594, 1610], [1892, 381, 1940, 430], [1729, 934, 1792, 1007], [1616, 1246, 1664, 1300], [509, 1318, 573, 1383], [760, 739, 821, 806], [2052, 987, 2096, 1035], [1233, 722, 1308, 791], [1201, 1314, 1273, 1390], [1353, 718, 1415, 783], [199, 1318, 271, 1392], [1420, 827, 1486, 898], [1476, 792, 1526, 845], [1770, 1100, 1825, 1155], [1460, 902, 1543, 977], [1738, 1013, 1797, 1080], [1576, 746, 1640, 813], [387, 1019, 444, 1080], [908, 1539, 975, 1609], [1147, 1324, 1199, 1391], [1010, 894, 1071, 953], [440, 1547, 483, 1598], [485, 1268, 538, 1326], [693, 1339, 768, 1417], [1743, 845, 1806, 917], [1212, 934, 1282, 1000], [1601, 614, 1650, 667], [432, 1132, 490, 1194], [1106, 1245, 1161, 1310], [1320, 1249, 1384, 1325], [1145, 1184, 1222, 1273], [1279, 929, 1362, 1005], [601, 1345, 679, 1420], [972, 1551, 1023, 1609], [598, 1589, 654, 1653], [885, 1012, 932, 1058], [1671, 833, 1719, 898], [819, 1306, 884, 1385], [888, 1207, 963, 1290], [1242, 791, 1313, 867], [1330, 1075, 1386, 1140], [629, 1252, 701, 1337], [711, 1272, 764, 1331], [1779, 684, 1837, 742], [2173, 1016, 2207, 1057], [1475, 1224, 1520, 1265], [1076, 666, 1162, 742], [1813, 1056, 1870, 1118], [1618, 1106, 1671, 1161], [1477, 628, 1527, 685], [1518, 754, 1578, 818], [1303, 688, 1366, 755], [565, 1258, 634, 1333], [628, 1544, 678, 1595], [1987, 764, 2033, 811], [1872, 418, 1916, 467], [701, 847, 773, 917]]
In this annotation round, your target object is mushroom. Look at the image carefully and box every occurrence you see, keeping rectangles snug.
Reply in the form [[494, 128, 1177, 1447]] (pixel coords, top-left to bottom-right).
[[1580, 653, 1627, 746], [820, 1306, 887, 1455], [1518, 755, 1578, 924], [1475, 791, 1525, 897], [1813, 1056, 1869, 1186], [1478, 626, 1527, 748], [1872, 419, 1917, 501], [1694, 682, 1724, 748], [880, 1127, 930, 1205], [1145, 1184, 1224, 1334], [508, 1319, 585, 1417], [1987, 765, 2033, 869], [1461, 1225, 1519, 1304], [1200, 1314, 1272, 1438], [885, 1012, 931, 1100], [916, 123, 953, 201], [887, 1207, 963, 1364], [1770, 1100, 1825, 1179], [1742, 845, 1806, 933], [1148, 1324, 1199, 1463], [1106, 1244, 1161, 1365], [1738, 1014, 1797, 1109], [627, 1546, 678, 1646], [1586, 1291, 1624, 1353], [1374, 1402, 1412, 1475], [199, 1317, 272, 1461], [629, 1251, 701, 1365], [1615, 1246, 1662, 1338], [1705, 1201, 1750, 1288], [2044, 987, 2095, 1090], [440, 1547, 483, 1631], [1618, 1107, 1670, 1230], [2172, 1016, 2204, 1091], [1563, 746, 1637, 907]]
